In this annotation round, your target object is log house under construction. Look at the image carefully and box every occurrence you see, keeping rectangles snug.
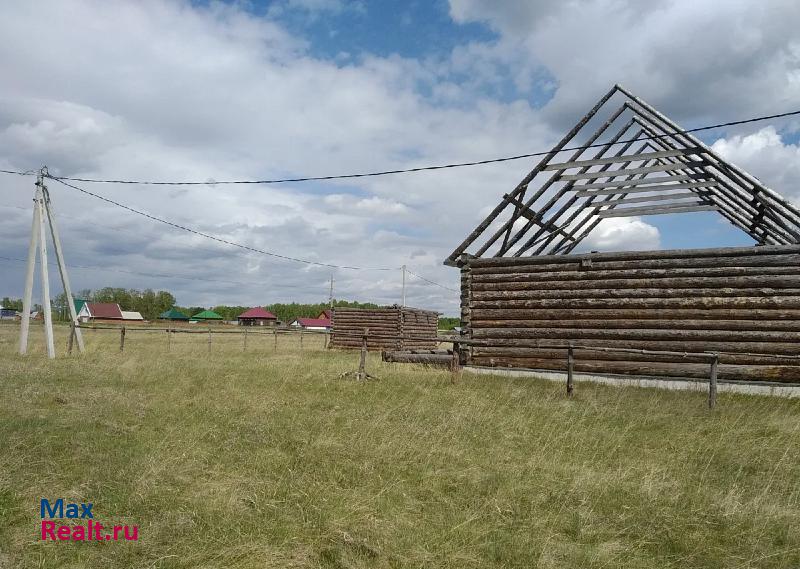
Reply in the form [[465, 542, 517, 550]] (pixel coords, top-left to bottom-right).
[[446, 85, 800, 383]]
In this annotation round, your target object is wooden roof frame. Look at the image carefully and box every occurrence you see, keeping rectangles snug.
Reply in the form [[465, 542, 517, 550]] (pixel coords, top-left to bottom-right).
[[445, 84, 800, 266]]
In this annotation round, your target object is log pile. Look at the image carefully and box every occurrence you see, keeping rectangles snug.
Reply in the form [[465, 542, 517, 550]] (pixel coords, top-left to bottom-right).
[[330, 306, 439, 351], [462, 244, 800, 382]]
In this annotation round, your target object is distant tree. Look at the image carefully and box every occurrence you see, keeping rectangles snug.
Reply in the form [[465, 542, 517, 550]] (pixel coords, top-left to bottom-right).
[[1, 297, 23, 311]]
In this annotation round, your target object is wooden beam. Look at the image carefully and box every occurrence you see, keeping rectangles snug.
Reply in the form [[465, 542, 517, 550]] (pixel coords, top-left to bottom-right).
[[592, 192, 700, 207], [559, 161, 708, 181], [543, 148, 701, 171], [575, 181, 718, 197], [597, 203, 717, 218], [572, 174, 702, 190]]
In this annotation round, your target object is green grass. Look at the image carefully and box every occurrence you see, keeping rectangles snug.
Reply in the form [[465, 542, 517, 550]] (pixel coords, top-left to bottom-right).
[[1, 323, 799, 568]]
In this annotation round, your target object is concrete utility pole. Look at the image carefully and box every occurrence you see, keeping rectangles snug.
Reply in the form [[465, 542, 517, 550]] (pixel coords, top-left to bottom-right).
[[19, 167, 84, 357], [401, 264, 406, 307], [329, 273, 334, 309]]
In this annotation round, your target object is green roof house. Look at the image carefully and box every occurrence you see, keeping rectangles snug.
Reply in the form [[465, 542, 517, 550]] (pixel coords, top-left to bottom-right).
[[73, 298, 87, 314], [159, 308, 190, 321], [191, 310, 223, 321]]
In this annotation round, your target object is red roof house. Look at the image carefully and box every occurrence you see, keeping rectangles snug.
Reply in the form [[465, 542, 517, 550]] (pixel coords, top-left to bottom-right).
[[78, 302, 124, 322], [237, 307, 278, 326]]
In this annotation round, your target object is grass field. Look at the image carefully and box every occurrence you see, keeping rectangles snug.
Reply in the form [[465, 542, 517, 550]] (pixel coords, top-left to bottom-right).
[[1, 322, 799, 568]]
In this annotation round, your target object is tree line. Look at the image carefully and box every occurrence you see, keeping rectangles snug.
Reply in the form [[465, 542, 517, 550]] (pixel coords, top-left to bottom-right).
[[2, 289, 457, 327]]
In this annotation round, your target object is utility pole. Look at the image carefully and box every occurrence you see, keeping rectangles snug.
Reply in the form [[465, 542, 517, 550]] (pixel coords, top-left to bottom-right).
[[19, 167, 84, 357], [329, 273, 334, 309], [401, 264, 406, 307]]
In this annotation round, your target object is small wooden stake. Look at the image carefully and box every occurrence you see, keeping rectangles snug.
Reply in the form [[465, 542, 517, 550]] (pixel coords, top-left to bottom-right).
[[119, 326, 126, 353], [274, 329, 278, 350], [300, 329, 304, 351], [167, 328, 171, 351], [357, 327, 368, 380], [708, 353, 719, 409], [566, 343, 575, 397], [450, 341, 461, 384], [243, 327, 248, 352], [207, 326, 212, 354]]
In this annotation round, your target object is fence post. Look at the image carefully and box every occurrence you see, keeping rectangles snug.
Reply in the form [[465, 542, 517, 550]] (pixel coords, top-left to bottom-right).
[[167, 327, 171, 352], [119, 326, 126, 353], [324, 332, 330, 349], [357, 327, 369, 380], [300, 329, 304, 351], [207, 326, 212, 354], [243, 327, 248, 352], [67, 322, 75, 355], [566, 343, 574, 397], [274, 329, 278, 351], [708, 353, 719, 409]]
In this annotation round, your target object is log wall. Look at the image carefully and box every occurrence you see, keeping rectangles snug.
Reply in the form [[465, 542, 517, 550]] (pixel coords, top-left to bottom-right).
[[330, 306, 439, 351], [462, 244, 800, 383]]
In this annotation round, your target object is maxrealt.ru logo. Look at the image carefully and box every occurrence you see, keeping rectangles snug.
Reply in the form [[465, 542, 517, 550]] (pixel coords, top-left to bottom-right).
[[40, 499, 139, 542]]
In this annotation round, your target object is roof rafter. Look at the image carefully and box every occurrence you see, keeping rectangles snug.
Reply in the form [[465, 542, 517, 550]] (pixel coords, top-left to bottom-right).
[[445, 85, 800, 266]]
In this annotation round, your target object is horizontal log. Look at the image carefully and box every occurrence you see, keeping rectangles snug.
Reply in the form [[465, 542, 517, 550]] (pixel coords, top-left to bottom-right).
[[469, 338, 800, 355], [469, 318, 800, 332], [470, 297, 800, 310], [597, 203, 717, 218], [543, 148, 696, 170], [471, 288, 800, 301], [470, 308, 800, 321], [574, 181, 718, 197], [559, 162, 707, 180], [468, 357, 800, 382], [470, 346, 800, 366], [472, 277, 800, 293], [471, 327, 800, 342], [571, 174, 703, 190], [382, 353, 451, 365], [585, 192, 700, 207], [468, 244, 800, 269], [471, 264, 800, 284], [469, 253, 800, 275]]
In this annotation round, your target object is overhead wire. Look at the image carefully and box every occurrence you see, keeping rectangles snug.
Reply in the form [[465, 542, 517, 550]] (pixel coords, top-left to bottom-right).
[[48, 177, 397, 271], [0, 108, 795, 185]]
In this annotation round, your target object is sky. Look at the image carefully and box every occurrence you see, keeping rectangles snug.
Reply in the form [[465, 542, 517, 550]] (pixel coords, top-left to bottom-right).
[[1, 0, 799, 315]]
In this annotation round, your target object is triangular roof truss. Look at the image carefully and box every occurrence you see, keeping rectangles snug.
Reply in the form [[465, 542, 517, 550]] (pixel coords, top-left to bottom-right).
[[445, 84, 800, 266]]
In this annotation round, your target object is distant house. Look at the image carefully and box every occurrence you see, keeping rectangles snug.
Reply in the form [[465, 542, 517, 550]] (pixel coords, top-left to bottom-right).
[[290, 317, 331, 331], [78, 302, 123, 323], [237, 307, 277, 327], [317, 309, 332, 320], [191, 310, 223, 322], [121, 311, 144, 321], [73, 299, 87, 315], [0, 306, 16, 320], [159, 308, 189, 321]]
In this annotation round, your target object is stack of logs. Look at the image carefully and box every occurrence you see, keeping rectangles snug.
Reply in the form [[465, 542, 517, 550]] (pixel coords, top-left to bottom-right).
[[461, 244, 800, 382], [330, 306, 439, 351]]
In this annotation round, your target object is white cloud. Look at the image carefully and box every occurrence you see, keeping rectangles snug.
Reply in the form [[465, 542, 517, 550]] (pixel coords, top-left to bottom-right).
[[712, 126, 800, 203], [579, 218, 660, 252]]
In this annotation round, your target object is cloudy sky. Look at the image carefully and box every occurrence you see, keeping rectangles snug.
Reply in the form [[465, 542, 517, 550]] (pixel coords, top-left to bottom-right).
[[1, 0, 799, 315]]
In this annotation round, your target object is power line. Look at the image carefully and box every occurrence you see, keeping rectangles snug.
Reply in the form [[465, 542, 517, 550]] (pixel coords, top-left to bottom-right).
[[2, 204, 459, 296], [0, 108, 794, 186], [48, 177, 397, 271], [405, 268, 458, 293]]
